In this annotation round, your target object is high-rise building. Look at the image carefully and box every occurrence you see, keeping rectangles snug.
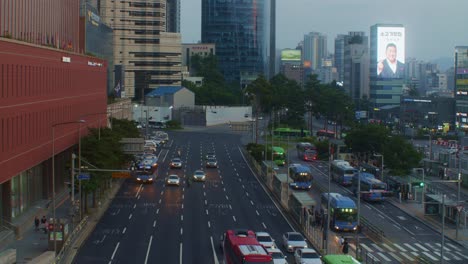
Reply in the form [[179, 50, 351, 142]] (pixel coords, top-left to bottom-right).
[[369, 24, 405, 108], [100, 0, 182, 100], [455, 46, 468, 129], [182, 43, 216, 74], [166, 0, 181, 33], [202, 0, 273, 84], [334, 34, 347, 82], [343, 32, 369, 100], [303, 32, 327, 71], [280, 49, 304, 86]]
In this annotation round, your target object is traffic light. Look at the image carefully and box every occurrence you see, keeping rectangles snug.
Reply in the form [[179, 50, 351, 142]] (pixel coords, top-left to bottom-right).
[[411, 181, 424, 187]]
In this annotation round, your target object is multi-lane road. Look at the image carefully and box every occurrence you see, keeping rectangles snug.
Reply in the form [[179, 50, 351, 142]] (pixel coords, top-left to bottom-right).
[[75, 130, 301, 263]]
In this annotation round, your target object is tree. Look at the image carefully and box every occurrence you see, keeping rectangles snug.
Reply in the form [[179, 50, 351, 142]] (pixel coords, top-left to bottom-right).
[[383, 136, 423, 175], [244, 75, 272, 143], [303, 74, 321, 134]]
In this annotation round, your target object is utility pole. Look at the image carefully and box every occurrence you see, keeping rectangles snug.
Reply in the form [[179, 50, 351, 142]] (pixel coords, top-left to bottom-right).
[[325, 140, 332, 254], [441, 194, 446, 264], [356, 166, 361, 258]]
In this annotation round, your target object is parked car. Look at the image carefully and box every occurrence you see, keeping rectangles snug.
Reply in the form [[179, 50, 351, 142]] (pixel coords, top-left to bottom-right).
[[166, 175, 180, 186], [294, 248, 321, 264], [282, 232, 308, 253], [192, 170, 206, 182]]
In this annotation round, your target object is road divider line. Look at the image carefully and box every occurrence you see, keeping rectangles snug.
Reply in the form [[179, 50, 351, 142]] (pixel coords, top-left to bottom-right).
[[133, 204, 136, 209], [262, 222, 267, 229], [182, 204, 184, 209], [128, 214, 132, 220], [180, 243, 183, 264], [153, 220, 156, 227], [159, 199, 162, 204], [180, 228, 183, 235], [206, 209, 209, 215], [122, 227, 126, 234], [135, 185, 142, 198], [208, 221, 211, 228], [210, 236, 220, 264], [137, 195, 141, 200], [182, 194, 184, 199], [225, 195, 229, 200], [223, 188, 226, 192], [256, 210, 260, 216], [156, 209, 159, 214], [181, 215, 183, 221], [221, 180, 224, 185], [242, 185, 245, 189], [205, 200, 207, 205], [204, 192, 206, 197], [246, 192, 249, 197], [110, 242, 120, 261], [229, 205, 232, 210], [144, 235, 153, 264], [250, 200, 254, 205], [233, 216, 236, 222], [161, 190, 164, 195]]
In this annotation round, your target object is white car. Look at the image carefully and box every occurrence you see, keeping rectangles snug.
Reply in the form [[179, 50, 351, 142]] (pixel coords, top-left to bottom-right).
[[255, 232, 277, 249], [166, 175, 180, 186], [193, 170, 206, 182], [294, 248, 321, 264], [282, 232, 308, 253], [170, 158, 183, 169], [267, 248, 287, 264]]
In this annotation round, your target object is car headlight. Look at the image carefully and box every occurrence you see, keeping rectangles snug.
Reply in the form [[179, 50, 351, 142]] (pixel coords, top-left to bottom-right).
[[335, 225, 340, 230], [202, 176, 206, 179], [149, 178, 153, 181], [304, 245, 308, 248], [288, 245, 292, 248], [353, 226, 358, 230], [137, 178, 141, 181]]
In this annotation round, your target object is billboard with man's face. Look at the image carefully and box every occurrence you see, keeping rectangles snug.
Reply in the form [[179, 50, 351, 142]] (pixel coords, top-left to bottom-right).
[[376, 26, 405, 79]]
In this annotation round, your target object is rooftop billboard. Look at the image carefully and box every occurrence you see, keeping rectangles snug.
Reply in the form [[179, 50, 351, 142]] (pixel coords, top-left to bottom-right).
[[281, 49, 301, 61], [376, 26, 405, 79]]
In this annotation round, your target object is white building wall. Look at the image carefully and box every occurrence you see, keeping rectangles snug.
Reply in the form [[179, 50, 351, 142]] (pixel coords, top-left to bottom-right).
[[205, 106, 252, 126]]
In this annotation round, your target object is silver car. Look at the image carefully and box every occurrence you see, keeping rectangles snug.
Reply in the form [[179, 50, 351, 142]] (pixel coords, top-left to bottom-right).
[[255, 232, 276, 249], [193, 170, 206, 182], [166, 175, 180, 186], [206, 158, 218, 168], [170, 158, 182, 169], [282, 232, 308, 253], [267, 248, 287, 264]]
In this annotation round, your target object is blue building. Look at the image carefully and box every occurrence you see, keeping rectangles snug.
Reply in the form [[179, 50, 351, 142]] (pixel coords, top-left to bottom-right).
[[201, 0, 273, 83]]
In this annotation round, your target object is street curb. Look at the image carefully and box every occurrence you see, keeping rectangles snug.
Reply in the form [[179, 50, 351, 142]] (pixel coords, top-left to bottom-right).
[[58, 179, 124, 264], [386, 198, 466, 248]]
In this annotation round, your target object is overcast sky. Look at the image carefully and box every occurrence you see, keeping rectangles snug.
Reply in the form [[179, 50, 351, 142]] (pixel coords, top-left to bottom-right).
[[181, 0, 468, 61]]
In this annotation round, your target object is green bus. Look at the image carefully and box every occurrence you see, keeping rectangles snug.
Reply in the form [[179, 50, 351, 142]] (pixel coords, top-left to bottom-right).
[[271, 146, 286, 166], [322, 254, 361, 264], [273, 127, 310, 139]]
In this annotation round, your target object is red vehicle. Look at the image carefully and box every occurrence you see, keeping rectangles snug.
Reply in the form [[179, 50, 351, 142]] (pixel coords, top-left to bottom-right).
[[296, 142, 318, 161], [222, 229, 273, 264], [316, 129, 336, 139]]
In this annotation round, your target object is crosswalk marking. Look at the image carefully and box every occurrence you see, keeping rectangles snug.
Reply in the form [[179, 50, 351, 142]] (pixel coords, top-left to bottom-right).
[[371, 243, 384, 251], [400, 252, 414, 261], [445, 243, 462, 251], [410, 252, 419, 257], [393, 243, 407, 252], [377, 252, 392, 261], [452, 250, 468, 259], [382, 243, 395, 252], [434, 243, 451, 252], [414, 243, 429, 251], [404, 243, 419, 251], [422, 251, 438, 261], [360, 243, 374, 252], [424, 242, 440, 252], [388, 252, 402, 262], [445, 252, 462, 261]]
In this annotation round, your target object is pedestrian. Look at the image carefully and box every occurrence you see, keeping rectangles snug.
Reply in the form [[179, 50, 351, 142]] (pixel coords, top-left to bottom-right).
[[339, 236, 344, 246], [342, 238, 349, 254], [34, 216, 40, 231], [41, 216, 47, 234]]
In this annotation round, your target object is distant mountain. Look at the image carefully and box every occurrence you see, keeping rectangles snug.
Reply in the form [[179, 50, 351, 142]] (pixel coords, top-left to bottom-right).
[[431, 57, 454, 72]]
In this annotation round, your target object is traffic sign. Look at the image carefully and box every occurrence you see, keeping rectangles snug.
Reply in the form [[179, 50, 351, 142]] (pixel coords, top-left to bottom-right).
[[456, 205, 463, 212], [77, 173, 90, 180], [112, 172, 131, 179]]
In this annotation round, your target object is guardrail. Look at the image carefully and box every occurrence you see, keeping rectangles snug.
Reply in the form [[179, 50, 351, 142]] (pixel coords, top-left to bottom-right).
[[55, 215, 89, 264]]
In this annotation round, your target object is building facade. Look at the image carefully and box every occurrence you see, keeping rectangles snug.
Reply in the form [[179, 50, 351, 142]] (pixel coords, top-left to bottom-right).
[[303, 32, 327, 71], [400, 97, 455, 130], [369, 24, 405, 108], [201, 0, 272, 83], [455, 46, 468, 130], [343, 32, 369, 101], [181, 43, 216, 73], [99, 0, 182, 100], [0, 0, 80, 52], [0, 39, 107, 222]]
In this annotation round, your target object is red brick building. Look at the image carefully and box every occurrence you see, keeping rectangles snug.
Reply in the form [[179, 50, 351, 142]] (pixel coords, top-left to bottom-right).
[[0, 38, 107, 222]]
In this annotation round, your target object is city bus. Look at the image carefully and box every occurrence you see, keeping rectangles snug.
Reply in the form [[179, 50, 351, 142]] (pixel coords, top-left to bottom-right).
[[288, 164, 313, 190], [352, 172, 388, 202], [271, 146, 286, 166], [321, 193, 358, 232], [322, 254, 361, 264], [330, 160, 357, 186], [273, 127, 310, 138], [296, 142, 318, 161], [316, 129, 335, 139], [360, 163, 381, 180], [221, 229, 273, 264]]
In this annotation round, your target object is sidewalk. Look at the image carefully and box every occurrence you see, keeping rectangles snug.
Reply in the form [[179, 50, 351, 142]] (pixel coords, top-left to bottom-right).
[[1, 179, 123, 264]]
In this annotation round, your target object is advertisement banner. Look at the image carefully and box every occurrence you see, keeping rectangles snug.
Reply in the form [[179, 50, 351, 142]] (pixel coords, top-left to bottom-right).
[[377, 26, 405, 79], [281, 49, 301, 61]]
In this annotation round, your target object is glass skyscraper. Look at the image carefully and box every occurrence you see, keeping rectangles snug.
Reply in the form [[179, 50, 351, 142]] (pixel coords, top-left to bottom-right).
[[455, 46, 468, 130], [201, 0, 272, 84]]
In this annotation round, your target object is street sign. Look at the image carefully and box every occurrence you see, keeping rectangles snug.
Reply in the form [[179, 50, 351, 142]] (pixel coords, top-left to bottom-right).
[[456, 205, 463, 212], [112, 172, 131, 179], [77, 173, 90, 180]]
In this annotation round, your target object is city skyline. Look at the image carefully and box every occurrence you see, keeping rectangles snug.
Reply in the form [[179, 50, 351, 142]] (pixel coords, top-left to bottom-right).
[[181, 0, 468, 62]]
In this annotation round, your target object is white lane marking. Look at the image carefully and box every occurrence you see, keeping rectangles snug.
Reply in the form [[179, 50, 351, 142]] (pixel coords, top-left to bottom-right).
[[229, 205, 232, 210], [159, 199, 162, 204], [382, 243, 395, 252], [204, 192, 206, 197], [128, 214, 133, 220], [208, 221, 211, 228], [180, 228, 183, 235], [206, 209, 209, 215], [156, 209, 159, 214], [403, 243, 418, 251], [400, 252, 414, 261], [133, 204, 136, 209], [388, 252, 403, 262], [393, 243, 407, 252], [122, 227, 127, 234], [422, 251, 439, 261], [181, 215, 183, 221], [242, 185, 245, 189], [161, 190, 164, 195], [141, 186, 144, 191], [135, 185, 142, 197], [182, 187, 184, 192], [262, 222, 267, 229], [221, 180, 224, 185], [246, 192, 249, 197], [144, 235, 153, 264], [225, 195, 229, 200], [223, 187, 226, 192], [250, 200, 254, 205], [414, 243, 429, 251], [393, 224, 401, 230], [410, 252, 419, 257], [180, 243, 183, 264], [100, 235, 107, 243], [256, 210, 260, 216], [233, 216, 236, 222], [377, 252, 391, 261], [364, 204, 371, 210], [110, 242, 120, 262], [371, 243, 384, 251], [153, 220, 156, 227], [203, 184, 205, 189], [182, 194, 184, 199], [182, 204, 184, 209], [210, 236, 220, 264], [402, 226, 415, 235], [360, 243, 373, 252], [137, 195, 141, 200], [205, 200, 207, 205], [378, 214, 385, 219]]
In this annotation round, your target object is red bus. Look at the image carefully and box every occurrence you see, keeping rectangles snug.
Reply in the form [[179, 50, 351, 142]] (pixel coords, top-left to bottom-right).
[[296, 142, 318, 161], [222, 229, 273, 264], [316, 129, 335, 138]]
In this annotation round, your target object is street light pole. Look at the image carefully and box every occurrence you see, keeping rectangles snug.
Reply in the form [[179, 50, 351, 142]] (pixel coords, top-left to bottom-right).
[[356, 166, 362, 258], [441, 194, 446, 264], [325, 140, 332, 254]]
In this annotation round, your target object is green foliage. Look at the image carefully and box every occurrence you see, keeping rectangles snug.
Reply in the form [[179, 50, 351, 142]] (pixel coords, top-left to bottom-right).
[[246, 143, 265, 162], [384, 136, 423, 175], [344, 124, 390, 154]]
